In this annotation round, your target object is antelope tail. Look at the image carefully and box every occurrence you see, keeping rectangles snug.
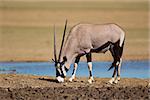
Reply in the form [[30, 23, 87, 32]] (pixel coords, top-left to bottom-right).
[[119, 31, 125, 47], [108, 64, 114, 71], [108, 39, 125, 71]]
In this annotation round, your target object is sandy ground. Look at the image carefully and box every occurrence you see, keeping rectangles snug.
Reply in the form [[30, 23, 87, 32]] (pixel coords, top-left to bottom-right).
[[0, 0, 149, 62], [0, 74, 149, 100]]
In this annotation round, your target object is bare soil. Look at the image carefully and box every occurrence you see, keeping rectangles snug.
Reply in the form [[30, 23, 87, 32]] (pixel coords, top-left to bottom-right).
[[0, 74, 149, 100]]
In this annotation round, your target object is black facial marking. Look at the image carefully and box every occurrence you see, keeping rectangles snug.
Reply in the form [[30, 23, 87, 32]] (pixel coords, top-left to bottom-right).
[[56, 68, 61, 77], [60, 66, 68, 78]]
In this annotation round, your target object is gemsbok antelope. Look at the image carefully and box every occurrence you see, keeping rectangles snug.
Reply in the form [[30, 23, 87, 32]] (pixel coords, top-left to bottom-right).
[[52, 20, 125, 84]]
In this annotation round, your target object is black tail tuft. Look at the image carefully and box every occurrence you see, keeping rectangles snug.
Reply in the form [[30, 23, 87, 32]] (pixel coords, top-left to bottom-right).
[[107, 65, 114, 71]]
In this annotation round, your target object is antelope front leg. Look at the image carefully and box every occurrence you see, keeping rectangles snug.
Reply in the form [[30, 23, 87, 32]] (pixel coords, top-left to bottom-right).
[[87, 62, 94, 84], [69, 56, 80, 82], [69, 63, 78, 82], [86, 53, 94, 84]]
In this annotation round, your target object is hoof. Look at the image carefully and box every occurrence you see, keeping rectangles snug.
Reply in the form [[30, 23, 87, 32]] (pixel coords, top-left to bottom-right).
[[88, 79, 92, 84], [69, 77, 75, 82], [148, 83, 150, 88], [69, 78, 73, 82], [114, 77, 120, 84], [108, 77, 120, 84], [108, 78, 115, 84], [108, 80, 113, 84], [88, 77, 94, 84], [114, 79, 118, 84]]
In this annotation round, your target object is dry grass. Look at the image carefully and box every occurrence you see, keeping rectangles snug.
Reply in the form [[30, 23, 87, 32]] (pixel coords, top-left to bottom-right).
[[0, 0, 149, 61]]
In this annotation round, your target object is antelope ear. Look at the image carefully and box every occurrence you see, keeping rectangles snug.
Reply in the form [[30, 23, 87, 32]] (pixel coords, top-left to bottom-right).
[[63, 56, 67, 62]]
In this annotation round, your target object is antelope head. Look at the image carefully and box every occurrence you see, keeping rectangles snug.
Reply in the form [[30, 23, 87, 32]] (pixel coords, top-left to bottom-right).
[[52, 20, 68, 82]]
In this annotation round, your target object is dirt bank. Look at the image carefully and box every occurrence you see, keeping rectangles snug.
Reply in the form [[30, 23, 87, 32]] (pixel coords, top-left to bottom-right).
[[0, 74, 149, 100]]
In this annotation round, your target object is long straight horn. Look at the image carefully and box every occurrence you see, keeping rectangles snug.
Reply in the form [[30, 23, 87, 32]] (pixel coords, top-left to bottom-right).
[[58, 20, 67, 62], [53, 25, 57, 62]]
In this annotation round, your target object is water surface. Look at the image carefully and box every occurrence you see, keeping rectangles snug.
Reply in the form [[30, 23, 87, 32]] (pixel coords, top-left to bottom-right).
[[0, 60, 149, 78]]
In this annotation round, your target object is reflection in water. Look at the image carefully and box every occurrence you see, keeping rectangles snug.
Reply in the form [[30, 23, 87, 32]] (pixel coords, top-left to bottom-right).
[[0, 69, 16, 74], [0, 60, 149, 78]]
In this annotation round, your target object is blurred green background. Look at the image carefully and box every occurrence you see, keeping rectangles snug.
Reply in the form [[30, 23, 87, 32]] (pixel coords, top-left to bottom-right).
[[0, 0, 149, 61]]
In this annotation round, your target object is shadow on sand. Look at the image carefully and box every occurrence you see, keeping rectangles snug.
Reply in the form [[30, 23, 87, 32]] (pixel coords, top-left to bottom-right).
[[38, 77, 58, 83]]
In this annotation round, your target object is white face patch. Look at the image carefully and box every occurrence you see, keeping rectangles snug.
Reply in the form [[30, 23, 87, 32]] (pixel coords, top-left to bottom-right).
[[62, 65, 67, 76], [57, 68, 62, 75], [56, 63, 62, 75]]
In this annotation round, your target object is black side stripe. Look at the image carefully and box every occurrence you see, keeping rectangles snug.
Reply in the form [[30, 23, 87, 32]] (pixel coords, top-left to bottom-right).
[[90, 41, 111, 53]]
